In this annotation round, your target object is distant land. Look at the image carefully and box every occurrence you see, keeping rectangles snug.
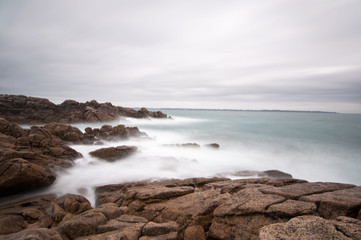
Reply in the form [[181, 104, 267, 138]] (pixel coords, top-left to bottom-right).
[[152, 108, 339, 114]]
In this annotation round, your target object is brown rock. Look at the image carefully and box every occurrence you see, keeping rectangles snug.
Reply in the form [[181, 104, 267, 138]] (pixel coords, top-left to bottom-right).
[[266, 199, 317, 217], [96, 202, 123, 220], [258, 169, 293, 179], [331, 216, 361, 240], [139, 232, 178, 240], [44, 123, 83, 142], [0, 158, 56, 196], [260, 182, 355, 199], [98, 215, 147, 233], [56, 209, 108, 239], [184, 225, 206, 240], [125, 185, 195, 204], [0, 214, 26, 234], [0, 228, 63, 240], [259, 215, 351, 240], [209, 214, 280, 240], [214, 188, 285, 216], [300, 186, 361, 219], [0, 118, 25, 138], [54, 194, 92, 215], [0, 94, 168, 124], [142, 221, 179, 236], [89, 145, 137, 161]]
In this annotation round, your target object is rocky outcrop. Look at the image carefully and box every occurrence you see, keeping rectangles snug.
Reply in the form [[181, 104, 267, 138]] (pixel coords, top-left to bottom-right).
[[0, 177, 360, 239], [89, 146, 137, 162], [0, 95, 169, 124], [0, 119, 82, 196], [85, 124, 147, 142]]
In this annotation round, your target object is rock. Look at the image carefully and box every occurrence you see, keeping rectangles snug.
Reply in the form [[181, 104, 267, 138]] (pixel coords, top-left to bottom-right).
[[89, 145, 137, 161], [184, 225, 206, 240], [0, 228, 63, 240], [260, 182, 355, 199], [0, 118, 26, 138], [266, 199, 317, 217], [142, 221, 179, 236], [259, 215, 351, 240], [213, 188, 285, 216], [258, 170, 293, 179], [0, 94, 169, 124], [299, 186, 361, 219], [209, 214, 281, 240], [0, 214, 26, 234], [204, 143, 220, 149], [139, 232, 178, 240], [44, 123, 83, 143], [54, 194, 92, 215], [0, 158, 56, 196], [96, 203, 123, 220], [56, 209, 108, 239], [331, 216, 361, 240], [98, 215, 147, 233], [126, 185, 195, 203]]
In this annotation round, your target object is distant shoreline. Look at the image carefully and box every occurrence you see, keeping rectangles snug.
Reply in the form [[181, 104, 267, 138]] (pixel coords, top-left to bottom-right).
[[152, 108, 339, 114]]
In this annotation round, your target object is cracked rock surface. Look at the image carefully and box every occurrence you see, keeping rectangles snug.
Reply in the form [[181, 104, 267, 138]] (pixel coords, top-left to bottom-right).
[[1, 177, 360, 239]]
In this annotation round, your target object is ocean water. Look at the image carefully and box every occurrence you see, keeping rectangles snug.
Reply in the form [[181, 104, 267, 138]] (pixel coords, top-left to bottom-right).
[[10, 110, 361, 205]]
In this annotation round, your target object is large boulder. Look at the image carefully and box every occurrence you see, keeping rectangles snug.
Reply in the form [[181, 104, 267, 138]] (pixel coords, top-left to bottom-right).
[[0, 158, 56, 196], [89, 146, 137, 161]]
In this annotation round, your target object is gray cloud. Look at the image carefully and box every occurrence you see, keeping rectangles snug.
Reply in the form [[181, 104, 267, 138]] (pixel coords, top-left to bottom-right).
[[0, 0, 361, 113]]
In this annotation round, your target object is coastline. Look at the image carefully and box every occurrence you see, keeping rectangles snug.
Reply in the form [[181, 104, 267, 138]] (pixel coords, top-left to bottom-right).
[[0, 95, 360, 239]]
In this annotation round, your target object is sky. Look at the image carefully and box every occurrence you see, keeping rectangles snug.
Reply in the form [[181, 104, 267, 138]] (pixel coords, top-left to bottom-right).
[[0, 0, 361, 113]]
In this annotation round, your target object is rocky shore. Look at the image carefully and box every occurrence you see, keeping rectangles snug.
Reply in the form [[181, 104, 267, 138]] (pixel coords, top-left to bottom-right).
[[0, 95, 360, 239], [0, 94, 168, 124]]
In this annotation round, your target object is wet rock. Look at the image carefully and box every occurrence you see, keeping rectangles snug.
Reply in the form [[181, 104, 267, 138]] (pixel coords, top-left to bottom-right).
[[258, 169, 293, 179], [0, 158, 56, 196], [96, 202, 123, 220], [184, 225, 206, 240], [0, 118, 26, 138], [259, 215, 351, 240], [89, 145, 137, 161], [300, 186, 361, 219], [204, 143, 220, 149], [44, 123, 83, 143], [0, 228, 63, 240]]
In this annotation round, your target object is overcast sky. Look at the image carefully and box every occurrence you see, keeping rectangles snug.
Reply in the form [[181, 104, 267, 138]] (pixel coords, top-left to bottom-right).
[[1, 0, 361, 113]]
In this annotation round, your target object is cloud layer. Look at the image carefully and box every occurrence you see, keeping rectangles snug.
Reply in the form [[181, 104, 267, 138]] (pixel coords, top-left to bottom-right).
[[1, 0, 361, 112]]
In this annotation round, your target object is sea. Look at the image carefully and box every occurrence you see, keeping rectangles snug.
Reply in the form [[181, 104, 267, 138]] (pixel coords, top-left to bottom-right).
[[9, 110, 361, 205]]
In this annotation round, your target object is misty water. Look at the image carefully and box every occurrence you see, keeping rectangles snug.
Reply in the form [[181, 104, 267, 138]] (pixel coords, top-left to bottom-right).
[[12, 110, 361, 206]]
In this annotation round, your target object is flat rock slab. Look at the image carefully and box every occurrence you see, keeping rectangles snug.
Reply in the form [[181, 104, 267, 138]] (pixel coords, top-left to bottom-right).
[[126, 185, 195, 202], [260, 182, 355, 199], [266, 199, 317, 217], [300, 186, 361, 219], [89, 146, 137, 161], [259, 215, 354, 240], [214, 188, 285, 217]]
